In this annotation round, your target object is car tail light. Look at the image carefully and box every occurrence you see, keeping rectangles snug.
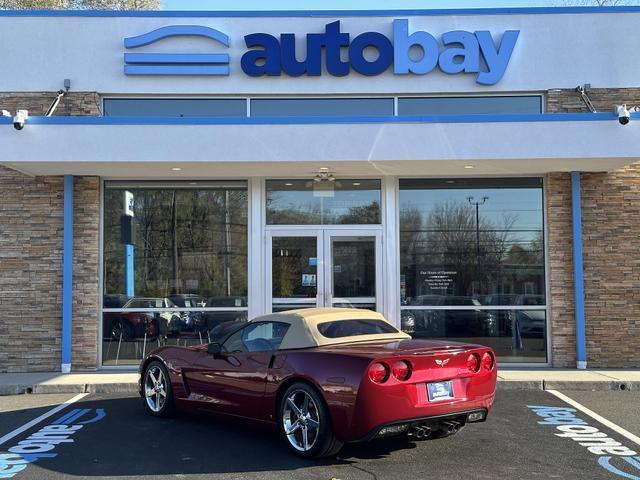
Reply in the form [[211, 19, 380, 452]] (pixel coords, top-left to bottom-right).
[[481, 352, 495, 371], [467, 353, 481, 373], [391, 360, 412, 381], [368, 362, 389, 383]]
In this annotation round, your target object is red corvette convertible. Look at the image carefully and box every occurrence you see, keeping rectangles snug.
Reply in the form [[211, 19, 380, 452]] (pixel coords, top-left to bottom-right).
[[139, 308, 497, 458]]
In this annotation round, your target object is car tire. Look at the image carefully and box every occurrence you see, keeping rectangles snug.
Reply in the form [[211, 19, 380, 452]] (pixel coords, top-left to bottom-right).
[[278, 382, 343, 458], [111, 320, 133, 341], [142, 361, 175, 418]]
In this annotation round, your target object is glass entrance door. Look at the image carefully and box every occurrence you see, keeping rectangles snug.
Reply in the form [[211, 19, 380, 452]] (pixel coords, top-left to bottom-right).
[[323, 233, 381, 311], [269, 231, 321, 313], [267, 230, 382, 313]]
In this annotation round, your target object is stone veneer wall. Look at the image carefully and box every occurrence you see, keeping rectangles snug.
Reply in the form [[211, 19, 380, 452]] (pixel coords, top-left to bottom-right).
[[581, 166, 640, 368], [0, 165, 64, 372], [545, 173, 577, 367], [72, 177, 100, 370], [0, 92, 101, 116], [0, 167, 101, 373], [546, 89, 640, 367], [547, 88, 640, 114]]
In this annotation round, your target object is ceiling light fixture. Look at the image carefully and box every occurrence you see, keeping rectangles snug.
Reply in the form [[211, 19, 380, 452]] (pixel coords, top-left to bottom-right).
[[464, 165, 475, 169], [314, 168, 336, 183], [312, 168, 337, 197], [171, 167, 182, 171]]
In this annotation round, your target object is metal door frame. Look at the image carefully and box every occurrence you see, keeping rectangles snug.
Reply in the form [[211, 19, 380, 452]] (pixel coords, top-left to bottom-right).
[[265, 228, 383, 314]]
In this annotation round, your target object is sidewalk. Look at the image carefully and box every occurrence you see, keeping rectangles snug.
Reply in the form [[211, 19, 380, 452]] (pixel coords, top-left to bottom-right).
[[498, 369, 640, 391], [1, 369, 639, 396]]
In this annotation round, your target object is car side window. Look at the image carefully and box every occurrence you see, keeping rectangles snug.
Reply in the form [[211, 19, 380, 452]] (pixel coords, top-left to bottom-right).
[[221, 328, 247, 353], [221, 322, 290, 353]]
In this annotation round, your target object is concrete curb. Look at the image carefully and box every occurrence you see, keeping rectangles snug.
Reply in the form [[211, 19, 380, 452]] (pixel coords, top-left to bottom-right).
[[496, 380, 640, 391], [2, 380, 639, 396], [496, 381, 544, 391], [542, 380, 640, 391], [0, 383, 139, 395], [0, 385, 32, 396]]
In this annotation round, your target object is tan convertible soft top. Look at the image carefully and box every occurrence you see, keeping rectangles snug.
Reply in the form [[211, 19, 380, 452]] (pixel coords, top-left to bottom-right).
[[251, 308, 410, 350]]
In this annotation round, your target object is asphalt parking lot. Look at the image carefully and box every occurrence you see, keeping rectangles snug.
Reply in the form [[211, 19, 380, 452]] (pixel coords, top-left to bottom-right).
[[1, 389, 640, 480]]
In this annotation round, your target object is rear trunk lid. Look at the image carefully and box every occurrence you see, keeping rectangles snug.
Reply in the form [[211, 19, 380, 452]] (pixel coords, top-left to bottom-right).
[[314, 338, 482, 359]]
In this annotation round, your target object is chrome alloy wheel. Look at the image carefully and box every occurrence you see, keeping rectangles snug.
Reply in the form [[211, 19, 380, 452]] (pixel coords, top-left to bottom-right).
[[282, 390, 320, 452], [144, 365, 167, 413]]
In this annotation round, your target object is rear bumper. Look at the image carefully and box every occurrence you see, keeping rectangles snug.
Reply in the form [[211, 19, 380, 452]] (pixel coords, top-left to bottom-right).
[[338, 367, 497, 442], [353, 407, 489, 443]]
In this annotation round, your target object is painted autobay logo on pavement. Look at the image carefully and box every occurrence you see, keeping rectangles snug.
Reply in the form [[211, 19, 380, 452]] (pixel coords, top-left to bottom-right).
[[123, 20, 518, 85], [0, 408, 106, 479], [529, 405, 640, 479]]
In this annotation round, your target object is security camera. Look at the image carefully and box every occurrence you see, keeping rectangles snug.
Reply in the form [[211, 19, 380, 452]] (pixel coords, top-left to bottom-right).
[[615, 105, 630, 125], [13, 110, 28, 130]]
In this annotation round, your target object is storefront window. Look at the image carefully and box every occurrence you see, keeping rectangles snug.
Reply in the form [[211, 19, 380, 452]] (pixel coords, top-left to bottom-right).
[[102, 181, 248, 365], [103, 98, 247, 117], [251, 98, 393, 117], [266, 179, 381, 225], [397, 95, 543, 116], [399, 178, 546, 363]]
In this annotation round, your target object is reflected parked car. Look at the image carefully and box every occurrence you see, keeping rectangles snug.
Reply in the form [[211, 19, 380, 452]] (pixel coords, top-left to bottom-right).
[[482, 294, 518, 337], [440, 297, 498, 337], [168, 294, 207, 332], [103, 311, 157, 341], [402, 296, 497, 338], [122, 297, 184, 335], [197, 296, 248, 333], [168, 294, 206, 309], [515, 295, 546, 339], [401, 295, 443, 335], [103, 294, 130, 309]]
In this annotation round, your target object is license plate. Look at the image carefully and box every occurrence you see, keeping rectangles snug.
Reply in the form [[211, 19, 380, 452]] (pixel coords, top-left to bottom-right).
[[427, 380, 454, 402]]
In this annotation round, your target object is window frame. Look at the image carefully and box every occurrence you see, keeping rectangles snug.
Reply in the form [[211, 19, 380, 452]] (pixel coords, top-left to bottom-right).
[[397, 176, 549, 364], [396, 94, 544, 116], [265, 178, 383, 226], [99, 179, 251, 367], [101, 93, 545, 118]]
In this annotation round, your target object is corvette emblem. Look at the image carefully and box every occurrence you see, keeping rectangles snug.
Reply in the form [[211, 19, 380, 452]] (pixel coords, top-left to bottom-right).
[[435, 358, 450, 367]]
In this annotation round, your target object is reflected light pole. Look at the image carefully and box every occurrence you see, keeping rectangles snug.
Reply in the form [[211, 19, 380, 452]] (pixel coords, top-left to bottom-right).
[[467, 196, 489, 259]]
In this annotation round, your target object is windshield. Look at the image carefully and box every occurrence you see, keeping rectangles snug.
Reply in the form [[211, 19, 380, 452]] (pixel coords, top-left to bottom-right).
[[317, 319, 398, 339]]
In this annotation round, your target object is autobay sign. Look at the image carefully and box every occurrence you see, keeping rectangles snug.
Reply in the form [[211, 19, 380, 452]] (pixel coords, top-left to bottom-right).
[[123, 20, 519, 85]]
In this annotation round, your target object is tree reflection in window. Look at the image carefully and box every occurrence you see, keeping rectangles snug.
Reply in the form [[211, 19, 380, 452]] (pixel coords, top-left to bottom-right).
[[399, 178, 546, 362]]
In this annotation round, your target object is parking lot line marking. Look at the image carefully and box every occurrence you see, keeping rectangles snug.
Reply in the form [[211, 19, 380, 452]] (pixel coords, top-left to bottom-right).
[[547, 389, 640, 447], [0, 393, 89, 447]]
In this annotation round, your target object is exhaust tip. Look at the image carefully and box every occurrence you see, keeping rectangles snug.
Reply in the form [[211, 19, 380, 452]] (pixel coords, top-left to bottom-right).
[[408, 424, 431, 440]]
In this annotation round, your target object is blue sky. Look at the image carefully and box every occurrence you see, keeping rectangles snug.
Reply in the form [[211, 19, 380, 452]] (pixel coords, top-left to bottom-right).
[[162, 0, 560, 10]]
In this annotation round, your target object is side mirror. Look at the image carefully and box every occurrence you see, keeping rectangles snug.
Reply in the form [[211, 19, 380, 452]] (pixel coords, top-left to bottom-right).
[[207, 343, 222, 356]]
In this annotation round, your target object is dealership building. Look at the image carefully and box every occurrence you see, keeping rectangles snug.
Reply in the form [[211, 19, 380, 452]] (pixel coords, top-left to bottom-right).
[[1, 7, 639, 372]]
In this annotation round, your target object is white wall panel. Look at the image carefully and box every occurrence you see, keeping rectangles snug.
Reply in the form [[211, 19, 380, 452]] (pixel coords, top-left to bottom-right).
[[0, 12, 638, 93]]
